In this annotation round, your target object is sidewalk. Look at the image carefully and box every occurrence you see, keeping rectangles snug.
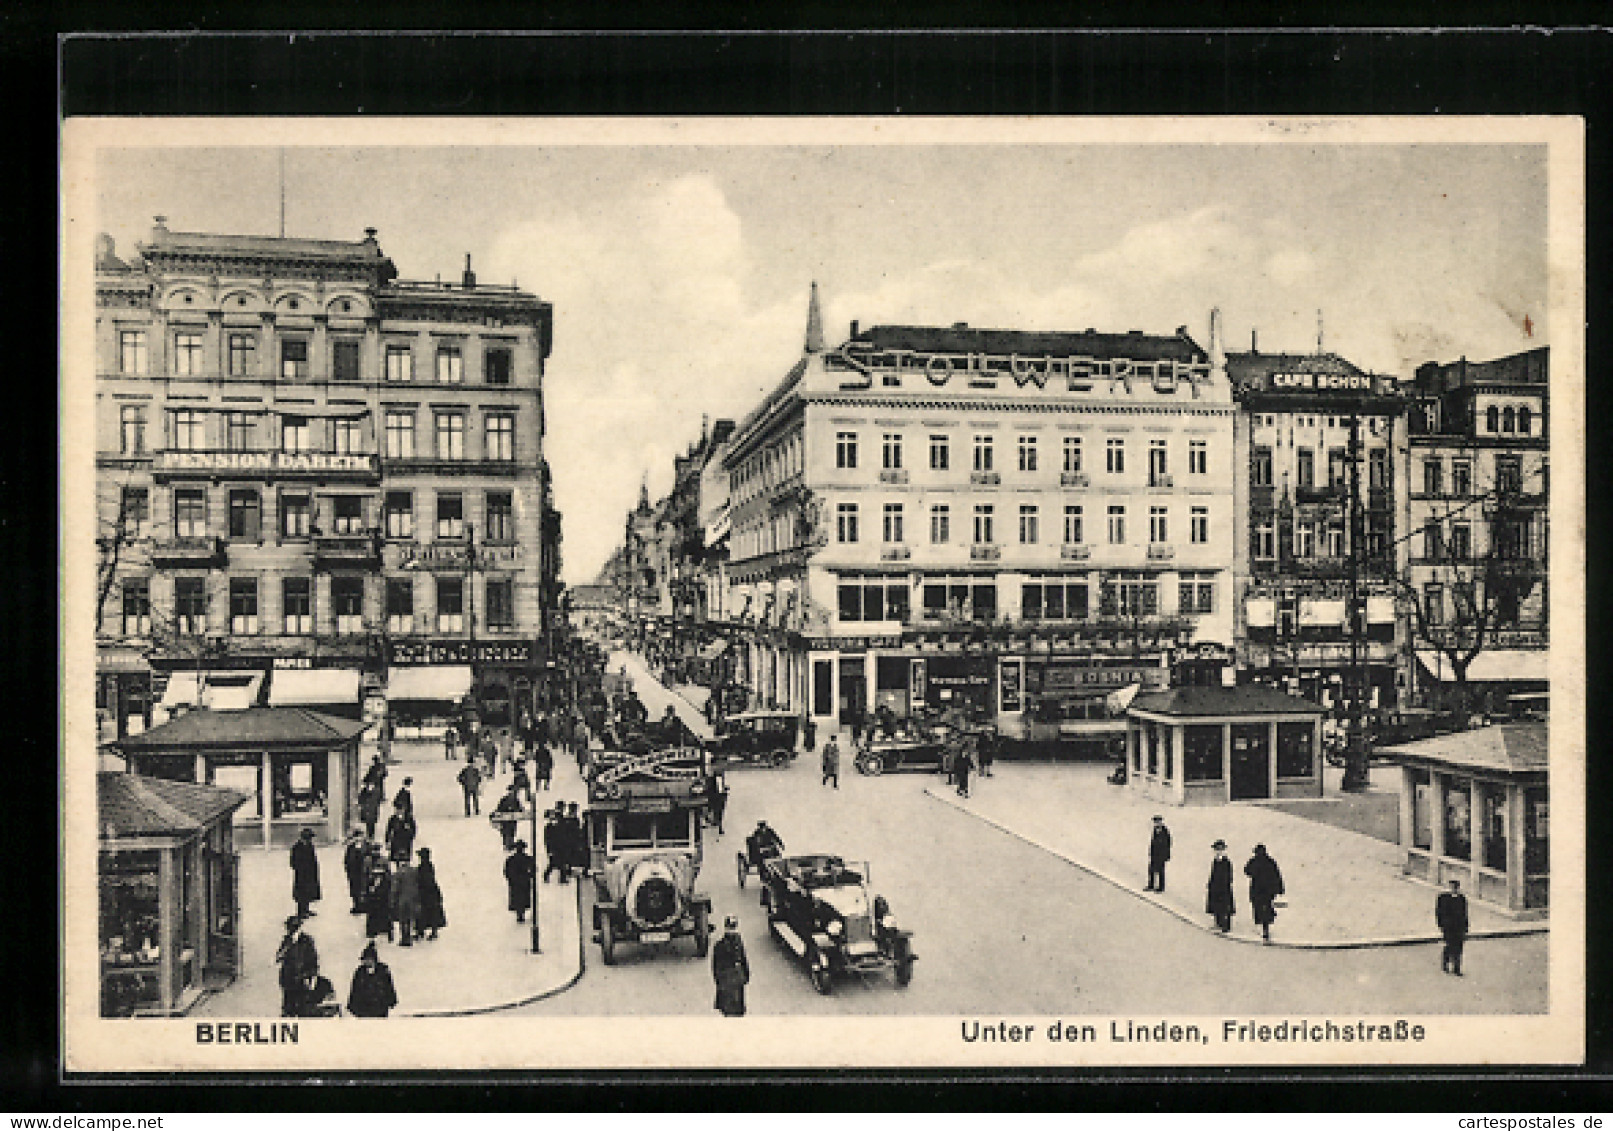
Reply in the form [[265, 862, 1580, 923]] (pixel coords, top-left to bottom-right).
[[195, 730, 583, 1019], [610, 650, 715, 742], [927, 762, 1547, 949]]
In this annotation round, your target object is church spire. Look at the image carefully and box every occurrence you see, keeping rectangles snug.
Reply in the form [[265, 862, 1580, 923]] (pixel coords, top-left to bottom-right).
[[804, 280, 825, 354], [636, 472, 651, 514]]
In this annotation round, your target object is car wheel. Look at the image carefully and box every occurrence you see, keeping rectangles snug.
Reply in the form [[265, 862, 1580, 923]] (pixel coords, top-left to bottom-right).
[[770, 751, 790, 769], [736, 852, 748, 889], [600, 914, 618, 965], [809, 962, 832, 995], [895, 957, 914, 987], [857, 754, 884, 776], [693, 904, 710, 958]]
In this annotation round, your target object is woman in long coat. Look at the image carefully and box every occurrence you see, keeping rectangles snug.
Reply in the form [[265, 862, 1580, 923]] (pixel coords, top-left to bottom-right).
[[289, 828, 321, 919], [363, 855, 394, 941], [1243, 844, 1285, 942], [1206, 839, 1235, 933], [385, 803, 417, 865], [711, 915, 750, 1017], [346, 942, 397, 1018], [416, 847, 447, 939], [504, 840, 535, 923]]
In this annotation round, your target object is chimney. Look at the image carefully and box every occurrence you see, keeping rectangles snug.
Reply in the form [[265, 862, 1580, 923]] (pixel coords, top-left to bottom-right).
[[804, 281, 825, 353], [1251, 328, 1258, 354], [1208, 307, 1225, 373], [364, 226, 378, 242], [462, 254, 476, 289], [850, 319, 859, 339], [151, 215, 169, 240]]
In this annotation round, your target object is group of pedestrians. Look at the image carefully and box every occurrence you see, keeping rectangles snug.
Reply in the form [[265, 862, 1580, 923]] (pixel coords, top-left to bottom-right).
[[1138, 818, 1288, 942], [541, 803, 588, 885]]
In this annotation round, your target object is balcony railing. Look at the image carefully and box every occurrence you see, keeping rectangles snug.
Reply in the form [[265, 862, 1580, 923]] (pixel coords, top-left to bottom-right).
[[969, 470, 1001, 486], [878, 469, 910, 485], [313, 533, 382, 567], [970, 544, 1002, 561], [1146, 543, 1175, 560], [150, 536, 226, 566], [1060, 543, 1092, 560], [1295, 484, 1346, 504], [1060, 471, 1090, 488], [880, 544, 912, 561]]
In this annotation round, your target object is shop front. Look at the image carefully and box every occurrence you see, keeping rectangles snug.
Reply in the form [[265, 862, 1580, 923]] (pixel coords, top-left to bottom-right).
[[97, 650, 154, 742], [265, 661, 364, 719], [387, 638, 540, 731], [1010, 655, 1168, 757]]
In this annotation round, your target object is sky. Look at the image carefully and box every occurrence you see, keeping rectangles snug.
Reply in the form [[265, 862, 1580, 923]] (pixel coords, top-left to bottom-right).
[[94, 141, 1548, 585]]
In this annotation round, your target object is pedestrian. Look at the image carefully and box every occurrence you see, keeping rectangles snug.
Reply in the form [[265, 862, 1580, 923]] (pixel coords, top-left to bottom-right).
[[802, 715, 816, 753], [275, 915, 318, 1018], [711, 915, 750, 1017], [363, 854, 394, 942], [343, 830, 368, 914], [393, 777, 415, 822], [456, 759, 483, 816], [391, 853, 420, 946], [357, 781, 382, 841], [1243, 844, 1286, 942], [490, 783, 524, 850], [821, 735, 840, 789], [534, 742, 554, 791], [1145, 815, 1172, 893], [955, 740, 973, 798], [378, 714, 394, 765], [1436, 878, 1470, 976], [416, 847, 446, 940], [362, 753, 388, 803], [384, 799, 417, 864], [504, 840, 535, 923], [1206, 839, 1236, 933], [563, 801, 587, 880], [542, 808, 564, 883], [709, 770, 729, 835], [444, 722, 459, 761], [346, 942, 398, 1018], [978, 731, 996, 777], [512, 757, 532, 804], [287, 827, 322, 919]]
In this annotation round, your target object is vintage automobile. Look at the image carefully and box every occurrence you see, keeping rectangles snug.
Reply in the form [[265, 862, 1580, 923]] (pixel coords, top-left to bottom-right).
[[852, 736, 949, 776], [759, 853, 916, 993], [710, 710, 801, 769]]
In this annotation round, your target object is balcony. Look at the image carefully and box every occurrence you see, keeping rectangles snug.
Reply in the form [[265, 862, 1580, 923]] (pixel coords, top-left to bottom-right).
[[1295, 483, 1346, 504], [1485, 490, 1548, 515], [1148, 473, 1174, 490], [1060, 543, 1092, 561], [878, 469, 910, 485], [1060, 471, 1090, 488], [150, 536, 226, 567], [1146, 543, 1175, 561], [970, 470, 1001, 486], [970, 544, 1002, 562], [313, 533, 382, 568], [880, 544, 912, 561]]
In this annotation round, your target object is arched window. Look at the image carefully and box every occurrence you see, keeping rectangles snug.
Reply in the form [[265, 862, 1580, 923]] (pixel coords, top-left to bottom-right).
[[1518, 406, 1533, 435], [1502, 407, 1516, 433], [1486, 405, 1500, 432]]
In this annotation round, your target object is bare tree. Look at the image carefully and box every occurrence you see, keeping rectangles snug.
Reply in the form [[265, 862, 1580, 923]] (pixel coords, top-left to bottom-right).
[[95, 476, 140, 634]]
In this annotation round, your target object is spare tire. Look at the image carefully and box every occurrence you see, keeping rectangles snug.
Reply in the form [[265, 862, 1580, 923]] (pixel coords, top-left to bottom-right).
[[628, 870, 680, 927]]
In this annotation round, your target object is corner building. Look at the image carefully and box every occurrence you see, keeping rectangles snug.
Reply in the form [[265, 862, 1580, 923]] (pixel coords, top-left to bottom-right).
[[95, 220, 554, 738], [720, 302, 1237, 740]]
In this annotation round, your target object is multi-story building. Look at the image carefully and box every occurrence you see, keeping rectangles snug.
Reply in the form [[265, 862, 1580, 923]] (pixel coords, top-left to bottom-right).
[[1402, 347, 1549, 711], [718, 290, 1238, 735], [1227, 347, 1406, 712], [95, 219, 555, 737]]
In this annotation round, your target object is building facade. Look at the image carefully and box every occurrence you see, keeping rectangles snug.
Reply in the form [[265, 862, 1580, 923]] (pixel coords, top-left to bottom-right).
[[718, 293, 1239, 738], [95, 220, 555, 736]]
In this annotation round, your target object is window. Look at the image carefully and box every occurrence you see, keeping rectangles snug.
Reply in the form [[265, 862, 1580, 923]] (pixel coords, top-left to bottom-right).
[[331, 340, 361, 383], [384, 411, 415, 459], [929, 434, 950, 470], [1178, 572, 1215, 615], [1296, 448, 1315, 490], [1423, 460, 1443, 496], [1444, 779, 1471, 862], [436, 577, 464, 632], [281, 338, 309, 381], [119, 487, 149, 539], [929, 504, 950, 544], [1449, 522, 1471, 561], [384, 492, 414, 539], [1149, 505, 1168, 543], [485, 413, 515, 461], [1451, 460, 1472, 497], [1184, 725, 1223, 782], [333, 577, 364, 635], [435, 412, 465, 459], [1486, 405, 1500, 433], [1251, 446, 1273, 488], [1107, 504, 1125, 545], [1276, 722, 1314, 778], [1062, 435, 1083, 473], [174, 489, 206, 538], [1518, 406, 1533, 435], [172, 331, 204, 376], [227, 333, 255, 377], [1495, 456, 1523, 494], [1422, 523, 1443, 562], [229, 578, 259, 635], [118, 331, 147, 375], [1105, 437, 1124, 474], [1018, 505, 1038, 544], [227, 489, 261, 541], [485, 347, 513, 386], [835, 432, 858, 469], [282, 578, 312, 635], [1103, 573, 1159, 616], [485, 491, 514, 542], [882, 433, 903, 470], [1018, 435, 1038, 472], [973, 504, 994, 544], [882, 502, 904, 543], [835, 502, 859, 543], [1190, 506, 1209, 544], [1368, 449, 1389, 491], [331, 495, 364, 535], [436, 345, 464, 384], [1148, 440, 1168, 484], [921, 578, 997, 621], [1188, 440, 1208, 475], [486, 579, 514, 629], [280, 416, 310, 453], [1021, 578, 1090, 620], [437, 493, 465, 539], [224, 412, 253, 452], [174, 577, 207, 635], [1328, 448, 1350, 489], [1424, 583, 1444, 626], [973, 435, 994, 472], [121, 580, 150, 636], [386, 579, 414, 634], [281, 493, 310, 539], [1325, 518, 1345, 558], [1295, 518, 1316, 558], [385, 344, 413, 383], [172, 409, 204, 451], [1254, 520, 1275, 560], [1063, 505, 1084, 544], [119, 405, 147, 455], [1502, 406, 1516, 433], [836, 579, 911, 624]]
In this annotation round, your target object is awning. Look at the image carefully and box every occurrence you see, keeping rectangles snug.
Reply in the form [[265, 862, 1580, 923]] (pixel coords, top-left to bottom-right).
[[160, 671, 265, 711], [1246, 598, 1275, 628], [1106, 683, 1142, 713], [1300, 599, 1346, 627], [699, 640, 730, 661], [1367, 596, 1396, 624], [1415, 649, 1550, 683], [269, 667, 362, 708], [386, 664, 474, 702]]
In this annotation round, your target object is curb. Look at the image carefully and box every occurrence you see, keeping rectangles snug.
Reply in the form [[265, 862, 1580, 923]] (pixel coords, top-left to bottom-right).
[[924, 786, 1548, 951]]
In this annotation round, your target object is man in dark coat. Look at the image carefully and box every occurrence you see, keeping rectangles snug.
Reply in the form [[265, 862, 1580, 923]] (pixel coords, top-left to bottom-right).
[[362, 754, 387, 801], [562, 802, 587, 880], [533, 742, 554, 791], [1436, 878, 1470, 975], [362, 855, 393, 942], [504, 840, 535, 922], [346, 942, 398, 1018], [391, 856, 420, 946], [342, 830, 368, 914], [1145, 815, 1172, 893], [457, 760, 483, 817], [275, 915, 318, 1018], [1244, 843, 1286, 942], [384, 801, 417, 864], [1206, 839, 1235, 933], [542, 808, 564, 883], [712, 915, 750, 1017], [393, 777, 415, 821], [357, 782, 382, 840], [490, 784, 524, 850], [289, 828, 321, 919], [416, 847, 446, 940]]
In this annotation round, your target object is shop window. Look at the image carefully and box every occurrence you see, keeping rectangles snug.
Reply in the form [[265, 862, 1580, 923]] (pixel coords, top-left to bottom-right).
[[1443, 780, 1472, 861], [1480, 783, 1508, 872], [1184, 725, 1223, 781], [333, 577, 365, 635], [1409, 768, 1433, 849], [386, 578, 414, 634], [1275, 722, 1314, 778], [1524, 785, 1548, 874], [486, 579, 514, 630], [99, 849, 162, 1017], [1146, 725, 1159, 775], [271, 755, 329, 819]]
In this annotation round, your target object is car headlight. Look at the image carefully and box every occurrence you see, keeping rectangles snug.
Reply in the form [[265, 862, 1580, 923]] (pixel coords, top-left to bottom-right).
[[880, 914, 898, 931], [826, 920, 844, 938]]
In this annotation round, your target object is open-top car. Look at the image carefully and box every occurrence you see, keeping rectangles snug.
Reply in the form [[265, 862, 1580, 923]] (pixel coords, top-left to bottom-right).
[[710, 710, 801, 769], [759, 853, 916, 994]]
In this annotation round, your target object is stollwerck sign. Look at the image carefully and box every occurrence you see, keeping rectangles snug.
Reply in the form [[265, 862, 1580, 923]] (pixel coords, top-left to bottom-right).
[[825, 342, 1214, 393]]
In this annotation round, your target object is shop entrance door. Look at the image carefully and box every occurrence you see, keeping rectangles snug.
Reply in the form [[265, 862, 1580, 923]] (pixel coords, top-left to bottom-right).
[[203, 849, 240, 986], [838, 658, 866, 725], [813, 660, 833, 717], [1229, 723, 1271, 801]]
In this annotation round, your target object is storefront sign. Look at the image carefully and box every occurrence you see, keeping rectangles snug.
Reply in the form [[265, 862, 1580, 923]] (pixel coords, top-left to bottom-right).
[[828, 342, 1210, 394], [593, 747, 706, 787], [1040, 664, 1165, 691], [928, 671, 991, 687], [273, 657, 313, 670], [397, 541, 524, 569], [909, 658, 927, 710], [1175, 642, 1232, 662], [389, 639, 535, 666], [998, 657, 1024, 714], [154, 451, 379, 475], [1264, 372, 1387, 394]]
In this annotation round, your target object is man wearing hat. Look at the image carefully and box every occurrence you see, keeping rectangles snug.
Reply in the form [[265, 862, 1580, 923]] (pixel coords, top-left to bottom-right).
[[457, 757, 483, 817], [1206, 839, 1236, 933], [289, 827, 321, 920], [342, 830, 368, 915], [504, 839, 536, 923], [711, 915, 750, 1017], [275, 915, 318, 1018], [1145, 815, 1172, 893], [346, 942, 398, 1018]]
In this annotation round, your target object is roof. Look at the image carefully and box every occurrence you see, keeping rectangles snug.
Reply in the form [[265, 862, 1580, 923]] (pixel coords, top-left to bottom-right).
[[268, 668, 362, 707], [1129, 685, 1327, 719], [1225, 350, 1366, 385], [1378, 722, 1548, 776], [142, 229, 389, 265], [855, 323, 1207, 363], [116, 707, 368, 752], [99, 772, 249, 838]]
